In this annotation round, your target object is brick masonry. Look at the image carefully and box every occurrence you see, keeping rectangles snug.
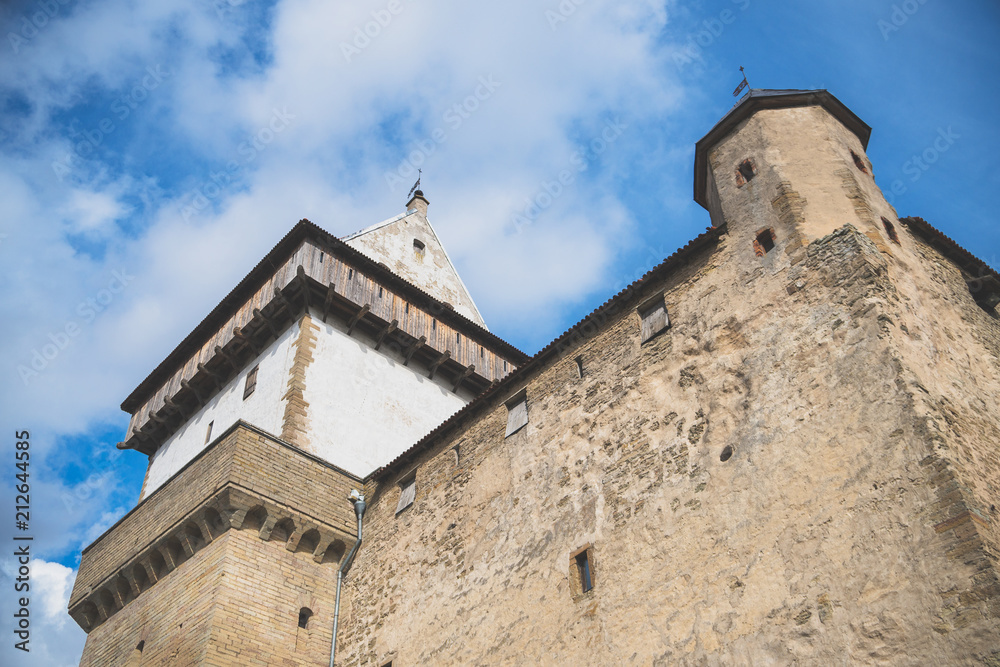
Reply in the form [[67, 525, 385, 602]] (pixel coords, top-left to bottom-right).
[[71, 423, 361, 639]]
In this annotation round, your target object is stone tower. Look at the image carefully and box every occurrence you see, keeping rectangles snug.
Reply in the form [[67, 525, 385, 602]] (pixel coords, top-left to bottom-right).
[[71, 90, 1000, 665], [68, 194, 528, 664]]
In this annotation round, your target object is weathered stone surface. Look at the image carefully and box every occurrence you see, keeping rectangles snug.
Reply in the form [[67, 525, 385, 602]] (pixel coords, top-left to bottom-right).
[[74, 93, 1000, 665]]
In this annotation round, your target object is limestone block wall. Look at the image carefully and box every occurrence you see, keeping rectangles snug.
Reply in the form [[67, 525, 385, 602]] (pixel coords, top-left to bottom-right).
[[72, 423, 361, 646], [882, 220, 1000, 615], [706, 106, 885, 247], [79, 528, 345, 667], [338, 225, 999, 665]]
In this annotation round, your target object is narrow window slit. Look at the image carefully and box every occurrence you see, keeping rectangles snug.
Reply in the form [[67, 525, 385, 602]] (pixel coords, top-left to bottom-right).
[[851, 150, 869, 174], [576, 551, 593, 593], [882, 217, 900, 244]]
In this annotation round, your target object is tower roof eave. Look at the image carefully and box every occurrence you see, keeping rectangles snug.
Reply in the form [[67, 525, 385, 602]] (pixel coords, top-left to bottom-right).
[[693, 89, 872, 211]]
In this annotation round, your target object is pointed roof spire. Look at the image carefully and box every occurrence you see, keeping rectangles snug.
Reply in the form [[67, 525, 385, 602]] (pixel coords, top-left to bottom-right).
[[342, 199, 488, 329]]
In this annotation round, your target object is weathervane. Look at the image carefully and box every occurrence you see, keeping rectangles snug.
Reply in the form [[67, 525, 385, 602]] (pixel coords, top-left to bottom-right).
[[407, 169, 422, 199], [733, 66, 749, 97]]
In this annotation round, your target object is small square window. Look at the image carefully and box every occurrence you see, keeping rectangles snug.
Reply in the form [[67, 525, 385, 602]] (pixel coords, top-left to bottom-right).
[[396, 475, 416, 514], [638, 295, 669, 344], [243, 364, 259, 400], [754, 228, 776, 256], [736, 158, 756, 185], [504, 389, 528, 437]]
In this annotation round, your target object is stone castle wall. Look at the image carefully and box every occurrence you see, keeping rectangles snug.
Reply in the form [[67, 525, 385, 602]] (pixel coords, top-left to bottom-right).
[[341, 221, 999, 665]]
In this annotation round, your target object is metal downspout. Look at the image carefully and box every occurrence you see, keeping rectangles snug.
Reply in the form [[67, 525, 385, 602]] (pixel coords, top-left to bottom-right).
[[330, 490, 366, 667]]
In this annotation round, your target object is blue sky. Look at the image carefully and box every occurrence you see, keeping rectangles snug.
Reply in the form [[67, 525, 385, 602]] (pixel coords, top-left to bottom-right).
[[1, 0, 997, 663]]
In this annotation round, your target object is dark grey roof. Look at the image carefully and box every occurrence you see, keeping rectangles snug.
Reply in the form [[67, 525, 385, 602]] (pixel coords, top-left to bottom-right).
[[694, 89, 872, 211]]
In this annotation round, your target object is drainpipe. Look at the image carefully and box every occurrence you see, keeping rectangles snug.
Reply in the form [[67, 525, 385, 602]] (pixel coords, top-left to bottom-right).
[[330, 489, 367, 667]]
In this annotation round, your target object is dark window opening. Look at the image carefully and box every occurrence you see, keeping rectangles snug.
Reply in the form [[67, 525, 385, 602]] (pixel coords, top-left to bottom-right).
[[348, 268, 353, 280], [243, 364, 259, 400], [128, 641, 145, 666], [456, 332, 461, 343], [754, 229, 775, 256], [737, 159, 756, 184], [205, 421, 214, 444], [378, 286, 383, 298], [576, 550, 593, 593], [298, 607, 313, 629], [319, 251, 324, 263], [414, 238, 425, 260], [851, 150, 869, 174], [882, 217, 900, 244], [575, 356, 584, 378], [432, 319, 437, 330], [405, 303, 409, 314], [720, 445, 734, 462]]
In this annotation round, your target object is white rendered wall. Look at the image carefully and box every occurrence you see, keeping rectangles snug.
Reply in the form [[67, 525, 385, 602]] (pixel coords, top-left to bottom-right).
[[305, 307, 474, 477], [141, 322, 300, 498]]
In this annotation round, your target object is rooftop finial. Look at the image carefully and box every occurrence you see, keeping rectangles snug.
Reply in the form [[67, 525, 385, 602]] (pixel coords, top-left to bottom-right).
[[407, 169, 422, 200], [733, 66, 749, 97]]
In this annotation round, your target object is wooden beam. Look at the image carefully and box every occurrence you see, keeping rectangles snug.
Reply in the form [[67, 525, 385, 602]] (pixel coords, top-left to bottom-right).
[[253, 308, 279, 341], [233, 327, 260, 355], [274, 285, 295, 317], [346, 304, 370, 336], [374, 319, 398, 351], [452, 364, 476, 393], [163, 396, 190, 420], [296, 265, 310, 311], [403, 336, 426, 366], [322, 283, 337, 323], [197, 362, 223, 390], [428, 350, 451, 380], [180, 379, 205, 403], [214, 345, 239, 370]]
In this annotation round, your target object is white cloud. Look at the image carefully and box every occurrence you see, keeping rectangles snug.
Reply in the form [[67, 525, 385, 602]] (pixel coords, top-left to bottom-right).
[[61, 188, 130, 234], [0, 559, 85, 667], [0, 1, 682, 663]]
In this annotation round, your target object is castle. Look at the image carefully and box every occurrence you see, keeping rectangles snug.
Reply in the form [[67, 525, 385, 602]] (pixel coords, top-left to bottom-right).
[[69, 90, 1000, 665]]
